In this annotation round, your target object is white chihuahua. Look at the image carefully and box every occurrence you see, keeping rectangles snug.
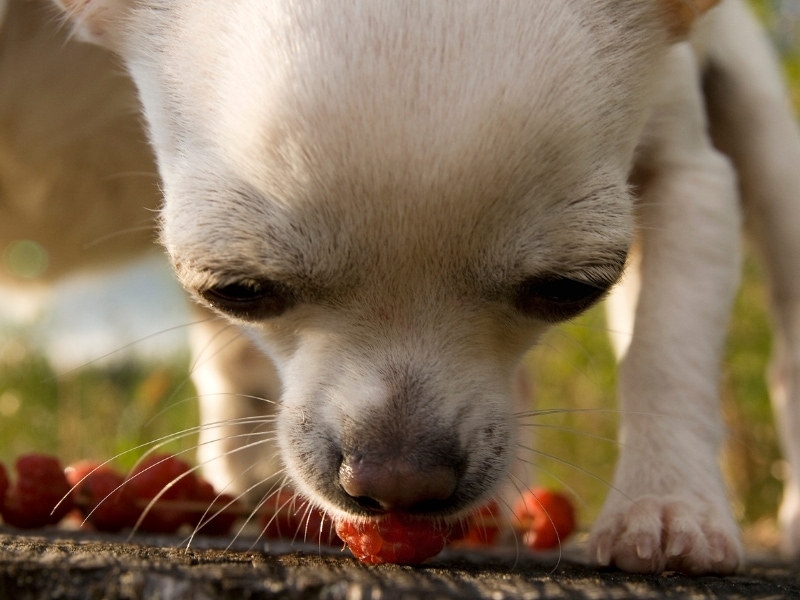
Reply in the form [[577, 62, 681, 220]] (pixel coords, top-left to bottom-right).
[[3, 0, 800, 575]]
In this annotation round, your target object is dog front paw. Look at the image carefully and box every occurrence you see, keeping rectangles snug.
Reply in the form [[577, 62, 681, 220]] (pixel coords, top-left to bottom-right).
[[588, 495, 742, 574]]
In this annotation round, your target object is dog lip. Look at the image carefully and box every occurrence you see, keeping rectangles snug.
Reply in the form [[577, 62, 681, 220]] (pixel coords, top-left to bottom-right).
[[331, 480, 474, 518], [344, 494, 457, 516]]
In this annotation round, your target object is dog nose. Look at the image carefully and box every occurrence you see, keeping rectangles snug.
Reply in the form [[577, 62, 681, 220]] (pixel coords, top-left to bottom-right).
[[338, 458, 458, 512]]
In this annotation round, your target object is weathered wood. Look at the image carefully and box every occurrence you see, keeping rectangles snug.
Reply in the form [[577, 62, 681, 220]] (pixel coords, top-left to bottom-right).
[[1, 528, 798, 599]]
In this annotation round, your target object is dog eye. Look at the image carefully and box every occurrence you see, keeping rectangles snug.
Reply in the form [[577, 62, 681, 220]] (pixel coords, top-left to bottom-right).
[[199, 279, 293, 320], [514, 276, 609, 322]]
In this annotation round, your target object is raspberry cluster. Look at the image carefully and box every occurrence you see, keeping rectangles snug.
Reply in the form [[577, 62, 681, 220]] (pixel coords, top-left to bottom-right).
[[0, 453, 575, 565], [0, 453, 240, 534], [1, 454, 73, 529]]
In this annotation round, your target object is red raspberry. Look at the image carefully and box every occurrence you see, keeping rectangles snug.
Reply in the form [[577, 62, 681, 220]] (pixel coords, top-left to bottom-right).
[[259, 490, 339, 545], [449, 500, 502, 547], [122, 454, 198, 533], [513, 488, 576, 550], [335, 514, 451, 565], [0, 462, 8, 513], [0, 454, 74, 529], [67, 461, 137, 532], [188, 478, 240, 536]]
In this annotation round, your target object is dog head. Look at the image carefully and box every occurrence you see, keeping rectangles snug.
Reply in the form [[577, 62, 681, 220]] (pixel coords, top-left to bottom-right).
[[55, 0, 719, 518]]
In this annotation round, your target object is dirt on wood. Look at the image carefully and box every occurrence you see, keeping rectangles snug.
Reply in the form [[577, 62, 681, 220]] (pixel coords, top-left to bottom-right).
[[1, 527, 799, 599]]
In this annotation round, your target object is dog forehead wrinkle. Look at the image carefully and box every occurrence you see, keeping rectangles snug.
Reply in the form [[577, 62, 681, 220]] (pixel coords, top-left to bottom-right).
[[162, 178, 369, 292], [171, 179, 632, 305]]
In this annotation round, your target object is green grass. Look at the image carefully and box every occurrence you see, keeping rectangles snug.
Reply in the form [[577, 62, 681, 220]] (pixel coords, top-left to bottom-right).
[[0, 341, 199, 472], [750, 0, 800, 112]]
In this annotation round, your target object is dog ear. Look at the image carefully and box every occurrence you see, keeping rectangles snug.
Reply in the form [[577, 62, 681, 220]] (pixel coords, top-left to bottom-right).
[[661, 0, 721, 37], [51, 0, 128, 46]]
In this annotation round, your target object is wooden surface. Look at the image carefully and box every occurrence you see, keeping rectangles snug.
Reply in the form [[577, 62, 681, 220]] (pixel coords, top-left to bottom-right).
[[1, 528, 798, 599]]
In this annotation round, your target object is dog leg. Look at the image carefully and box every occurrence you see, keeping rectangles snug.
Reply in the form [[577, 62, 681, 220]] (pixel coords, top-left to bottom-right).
[[189, 308, 283, 500], [604, 243, 642, 361], [589, 43, 742, 574], [701, 0, 800, 558]]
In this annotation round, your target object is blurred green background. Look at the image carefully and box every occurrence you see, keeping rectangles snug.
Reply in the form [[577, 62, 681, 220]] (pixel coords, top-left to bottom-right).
[[0, 1, 798, 540]]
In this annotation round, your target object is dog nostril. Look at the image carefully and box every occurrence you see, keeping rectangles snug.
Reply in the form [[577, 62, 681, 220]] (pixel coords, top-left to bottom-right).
[[338, 458, 458, 513], [351, 495, 384, 512]]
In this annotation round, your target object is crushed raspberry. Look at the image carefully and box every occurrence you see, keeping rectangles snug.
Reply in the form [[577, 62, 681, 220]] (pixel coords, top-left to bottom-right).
[[513, 488, 576, 550], [335, 514, 451, 565], [260, 490, 339, 545], [0, 454, 74, 529], [122, 453, 198, 533]]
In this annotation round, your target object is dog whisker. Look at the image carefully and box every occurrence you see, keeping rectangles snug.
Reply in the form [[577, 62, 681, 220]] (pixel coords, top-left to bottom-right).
[[513, 406, 620, 420], [83, 223, 158, 249], [507, 474, 567, 574], [514, 406, 730, 440], [126, 455, 212, 539], [101, 171, 162, 182], [186, 321, 243, 376], [516, 422, 625, 451], [500, 477, 538, 571], [140, 416, 276, 453], [220, 473, 292, 551], [513, 447, 622, 508], [57, 416, 277, 516], [125, 442, 286, 544], [48, 317, 213, 381], [246, 475, 297, 549], [143, 392, 277, 430], [184, 464, 288, 549]]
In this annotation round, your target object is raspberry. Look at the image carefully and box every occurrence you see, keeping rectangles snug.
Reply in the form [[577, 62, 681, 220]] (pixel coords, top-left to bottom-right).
[[122, 454, 198, 533], [335, 514, 451, 565], [68, 461, 137, 532], [260, 490, 339, 545], [513, 488, 576, 550], [189, 478, 240, 536], [0, 454, 74, 529], [449, 500, 502, 547]]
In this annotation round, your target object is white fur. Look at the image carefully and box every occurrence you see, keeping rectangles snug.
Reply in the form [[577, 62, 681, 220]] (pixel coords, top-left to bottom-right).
[[6, 0, 800, 575], [594, 40, 743, 573]]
